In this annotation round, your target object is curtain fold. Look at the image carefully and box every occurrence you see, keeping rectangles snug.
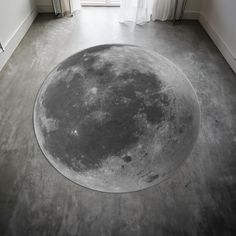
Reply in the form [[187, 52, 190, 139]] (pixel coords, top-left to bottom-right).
[[152, 0, 185, 21], [119, 0, 153, 24], [120, 0, 186, 24], [152, 0, 173, 21], [52, 0, 81, 16]]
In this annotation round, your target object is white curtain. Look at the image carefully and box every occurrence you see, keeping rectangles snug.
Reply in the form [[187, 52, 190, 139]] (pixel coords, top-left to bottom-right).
[[70, 0, 81, 14], [152, 0, 174, 21], [120, 0, 185, 24], [53, 0, 81, 16], [119, 0, 154, 24], [152, 0, 185, 21]]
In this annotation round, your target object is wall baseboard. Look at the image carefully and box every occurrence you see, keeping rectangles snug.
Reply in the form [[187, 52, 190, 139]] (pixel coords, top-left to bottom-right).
[[0, 8, 38, 72], [183, 10, 200, 20], [199, 13, 236, 74]]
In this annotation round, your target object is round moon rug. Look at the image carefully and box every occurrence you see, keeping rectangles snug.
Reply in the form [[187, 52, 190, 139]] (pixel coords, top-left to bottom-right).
[[34, 44, 200, 193]]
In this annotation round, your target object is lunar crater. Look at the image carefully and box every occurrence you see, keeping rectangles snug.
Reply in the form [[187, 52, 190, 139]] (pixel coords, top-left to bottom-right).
[[34, 44, 200, 193]]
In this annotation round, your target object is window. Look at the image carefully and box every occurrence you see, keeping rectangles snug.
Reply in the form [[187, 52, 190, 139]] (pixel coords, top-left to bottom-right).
[[81, 0, 120, 6]]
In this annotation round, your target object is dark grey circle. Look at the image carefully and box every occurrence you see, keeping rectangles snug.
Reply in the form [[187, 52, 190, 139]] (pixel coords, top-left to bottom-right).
[[34, 44, 200, 193]]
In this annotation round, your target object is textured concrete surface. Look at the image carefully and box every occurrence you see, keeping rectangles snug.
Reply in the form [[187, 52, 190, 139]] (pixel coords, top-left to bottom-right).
[[0, 7, 236, 236], [34, 44, 200, 193]]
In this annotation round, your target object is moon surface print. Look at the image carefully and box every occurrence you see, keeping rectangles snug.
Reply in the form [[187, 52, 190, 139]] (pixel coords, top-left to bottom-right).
[[34, 44, 200, 193]]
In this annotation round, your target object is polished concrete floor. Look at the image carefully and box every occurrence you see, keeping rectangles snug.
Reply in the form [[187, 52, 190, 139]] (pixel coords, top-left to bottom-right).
[[0, 7, 236, 236]]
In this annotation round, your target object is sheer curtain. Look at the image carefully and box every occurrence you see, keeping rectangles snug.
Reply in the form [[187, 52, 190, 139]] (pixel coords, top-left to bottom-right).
[[152, 0, 174, 21], [119, 0, 154, 24], [120, 0, 185, 24], [152, 0, 186, 21], [52, 0, 81, 16]]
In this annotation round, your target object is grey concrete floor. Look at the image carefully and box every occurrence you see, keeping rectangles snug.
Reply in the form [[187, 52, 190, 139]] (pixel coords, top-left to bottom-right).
[[0, 7, 236, 236]]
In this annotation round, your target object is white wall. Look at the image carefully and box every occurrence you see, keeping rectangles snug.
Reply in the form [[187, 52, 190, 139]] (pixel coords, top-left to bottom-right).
[[186, 0, 201, 11], [0, 0, 36, 48], [184, 0, 202, 19], [36, 0, 54, 12], [0, 0, 37, 71], [199, 0, 236, 73]]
